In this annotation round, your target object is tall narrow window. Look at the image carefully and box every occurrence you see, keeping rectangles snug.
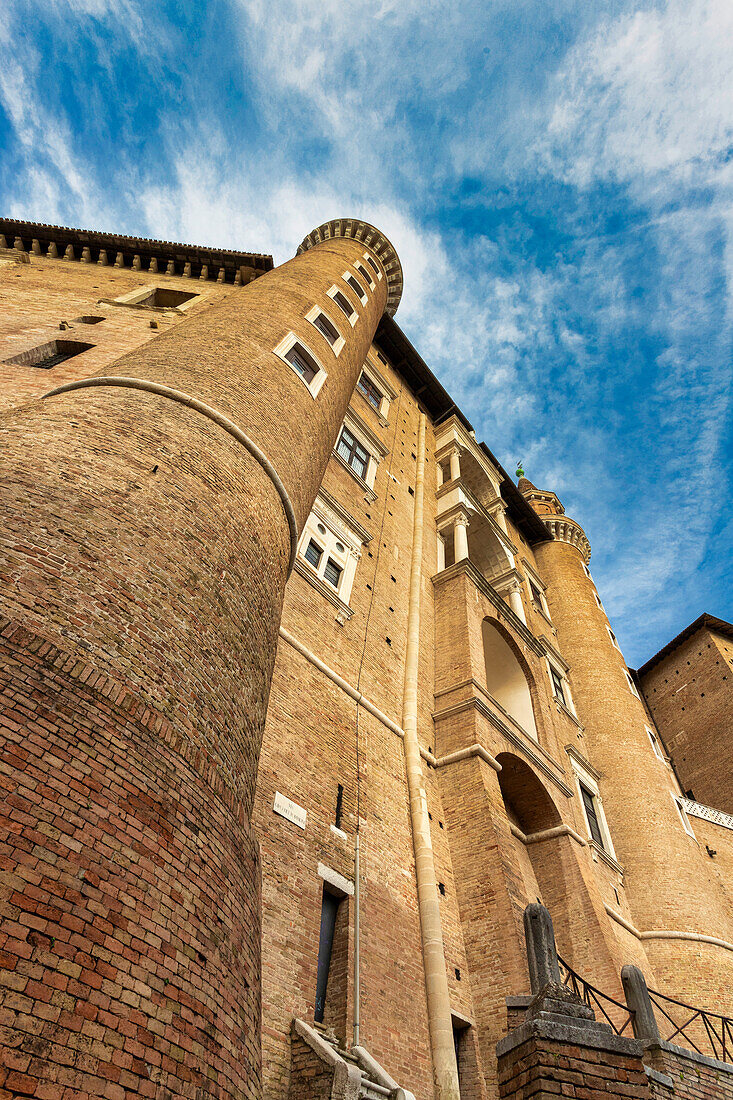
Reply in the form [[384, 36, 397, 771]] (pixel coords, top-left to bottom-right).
[[314, 890, 341, 1023], [364, 253, 381, 278], [580, 784, 605, 849], [337, 426, 369, 480], [550, 666, 567, 707]]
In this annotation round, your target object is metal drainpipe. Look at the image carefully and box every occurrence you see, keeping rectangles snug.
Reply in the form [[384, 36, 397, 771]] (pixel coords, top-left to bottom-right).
[[354, 829, 360, 1047], [402, 412, 460, 1100]]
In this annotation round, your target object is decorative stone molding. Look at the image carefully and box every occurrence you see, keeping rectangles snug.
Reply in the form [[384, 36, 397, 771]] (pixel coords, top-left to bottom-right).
[[0, 217, 272, 284], [543, 515, 592, 564], [297, 219, 403, 316]]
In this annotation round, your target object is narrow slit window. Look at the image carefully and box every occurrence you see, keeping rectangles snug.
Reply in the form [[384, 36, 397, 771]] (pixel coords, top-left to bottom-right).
[[529, 579, 543, 605], [365, 255, 380, 276]]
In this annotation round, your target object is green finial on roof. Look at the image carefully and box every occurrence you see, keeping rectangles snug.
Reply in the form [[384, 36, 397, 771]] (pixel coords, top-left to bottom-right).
[[516, 461, 524, 479]]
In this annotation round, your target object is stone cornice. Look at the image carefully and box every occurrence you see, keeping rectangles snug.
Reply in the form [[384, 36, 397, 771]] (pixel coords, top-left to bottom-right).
[[542, 515, 591, 564], [296, 218, 403, 316], [1, 217, 272, 283]]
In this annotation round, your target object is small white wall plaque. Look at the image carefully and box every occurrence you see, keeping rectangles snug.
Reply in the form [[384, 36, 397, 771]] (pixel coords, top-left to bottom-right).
[[273, 791, 307, 830]]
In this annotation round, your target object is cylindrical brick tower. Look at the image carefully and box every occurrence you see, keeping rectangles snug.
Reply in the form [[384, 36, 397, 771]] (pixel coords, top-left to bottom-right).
[[525, 482, 733, 1012], [0, 220, 401, 1099]]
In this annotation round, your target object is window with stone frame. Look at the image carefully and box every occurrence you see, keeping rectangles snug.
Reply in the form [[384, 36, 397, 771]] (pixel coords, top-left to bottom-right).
[[580, 784, 605, 849], [336, 426, 370, 480], [295, 495, 369, 616], [356, 371, 383, 411]]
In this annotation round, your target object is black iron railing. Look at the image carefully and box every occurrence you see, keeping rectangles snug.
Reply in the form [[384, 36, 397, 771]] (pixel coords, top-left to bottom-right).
[[648, 986, 733, 1065], [557, 954, 635, 1037]]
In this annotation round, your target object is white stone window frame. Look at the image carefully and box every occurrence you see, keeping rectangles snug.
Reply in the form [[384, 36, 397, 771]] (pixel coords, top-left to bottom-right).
[[544, 652, 577, 719], [582, 561, 592, 579], [333, 409, 386, 492], [294, 493, 368, 619], [272, 331, 327, 398], [594, 590, 605, 613], [672, 793, 696, 838], [570, 757, 618, 860], [625, 670, 640, 699], [363, 250, 384, 281], [646, 725, 666, 763], [327, 284, 358, 328], [342, 270, 368, 306], [304, 304, 345, 357], [354, 260, 375, 290], [607, 625, 621, 650], [356, 358, 395, 425], [523, 560, 552, 623]]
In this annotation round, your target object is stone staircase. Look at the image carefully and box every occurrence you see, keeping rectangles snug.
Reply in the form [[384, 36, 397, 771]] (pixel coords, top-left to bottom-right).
[[289, 1019, 416, 1100]]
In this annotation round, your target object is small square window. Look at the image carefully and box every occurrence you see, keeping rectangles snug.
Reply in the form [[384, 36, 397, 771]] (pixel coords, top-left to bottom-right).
[[304, 539, 323, 568], [356, 372, 383, 411], [332, 290, 355, 320], [344, 273, 367, 302], [337, 426, 370, 480], [323, 558, 342, 588], [313, 312, 340, 347], [285, 344, 318, 384], [355, 261, 374, 288]]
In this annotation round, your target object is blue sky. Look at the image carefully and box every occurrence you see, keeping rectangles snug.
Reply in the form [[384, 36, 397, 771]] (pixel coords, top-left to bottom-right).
[[2, 0, 731, 665]]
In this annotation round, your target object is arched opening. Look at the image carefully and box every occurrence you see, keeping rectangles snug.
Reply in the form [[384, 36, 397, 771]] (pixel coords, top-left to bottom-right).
[[497, 752, 562, 915], [469, 523, 512, 586], [497, 753, 561, 835], [482, 619, 538, 739]]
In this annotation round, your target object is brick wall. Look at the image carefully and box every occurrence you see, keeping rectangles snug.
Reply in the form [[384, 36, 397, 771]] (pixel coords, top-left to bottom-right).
[[498, 1032, 649, 1100], [639, 628, 733, 816], [646, 1045, 733, 1100]]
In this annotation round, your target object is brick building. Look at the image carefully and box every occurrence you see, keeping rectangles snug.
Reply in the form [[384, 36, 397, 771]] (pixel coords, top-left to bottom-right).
[[1, 216, 732, 1100], [637, 615, 733, 816]]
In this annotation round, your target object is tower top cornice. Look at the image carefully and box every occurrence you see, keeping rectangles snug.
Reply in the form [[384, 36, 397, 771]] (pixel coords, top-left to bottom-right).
[[542, 515, 591, 564], [296, 218, 403, 316]]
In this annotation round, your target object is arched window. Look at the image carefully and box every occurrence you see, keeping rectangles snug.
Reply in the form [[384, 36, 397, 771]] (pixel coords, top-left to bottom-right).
[[482, 620, 538, 739]]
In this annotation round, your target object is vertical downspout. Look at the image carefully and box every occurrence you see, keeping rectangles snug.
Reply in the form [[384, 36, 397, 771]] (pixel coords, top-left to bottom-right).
[[354, 829, 361, 1047], [402, 412, 460, 1100]]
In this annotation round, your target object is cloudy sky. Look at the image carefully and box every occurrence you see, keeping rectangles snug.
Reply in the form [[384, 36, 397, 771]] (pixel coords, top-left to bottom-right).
[[2, 0, 732, 665]]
